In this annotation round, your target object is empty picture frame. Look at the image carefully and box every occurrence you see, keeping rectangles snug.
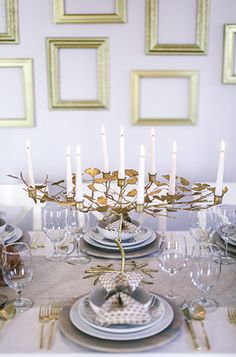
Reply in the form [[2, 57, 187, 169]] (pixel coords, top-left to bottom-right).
[[0, 58, 35, 127], [131, 70, 199, 125], [223, 24, 236, 84], [47, 37, 109, 109], [0, 0, 18, 43], [53, 0, 126, 24], [146, 0, 209, 55]]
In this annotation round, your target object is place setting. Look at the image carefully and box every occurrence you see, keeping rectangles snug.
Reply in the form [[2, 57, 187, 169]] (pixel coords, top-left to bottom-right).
[[58, 270, 183, 353]]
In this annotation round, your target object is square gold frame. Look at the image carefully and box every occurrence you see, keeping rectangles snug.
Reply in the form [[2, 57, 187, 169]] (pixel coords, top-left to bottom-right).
[[47, 37, 109, 109], [53, 0, 126, 24], [0, 0, 18, 43], [146, 0, 209, 55], [0, 58, 35, 127], [131, 70, 199, 125], [223, 24, 236, 84]]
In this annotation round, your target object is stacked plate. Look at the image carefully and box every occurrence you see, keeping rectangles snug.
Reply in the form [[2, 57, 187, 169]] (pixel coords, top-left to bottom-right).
[[83, 226, 156, 253], [213, 229, 236, 257], [58, 289, 183, 352], [0, 224, 23, 245]]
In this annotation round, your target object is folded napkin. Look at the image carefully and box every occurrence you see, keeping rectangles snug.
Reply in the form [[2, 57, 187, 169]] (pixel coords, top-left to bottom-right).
[[95, 292, 151, 326], [99, 271, 142, 293]]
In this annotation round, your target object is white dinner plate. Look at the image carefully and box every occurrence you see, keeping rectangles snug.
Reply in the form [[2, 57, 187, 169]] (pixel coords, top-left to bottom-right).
[[90, 226, 151, 247], [83, 229, 156, 252], [69, 293, 174, 341], [4, 226, 23, 244], [78, 294, 165, 334], [0, 224, 15, 242]]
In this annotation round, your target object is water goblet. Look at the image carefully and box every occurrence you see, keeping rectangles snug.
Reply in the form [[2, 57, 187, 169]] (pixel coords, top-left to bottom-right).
[[66, 209, 91, 265], [1, 242, 33, 312], [43, 205, 69, 262], [158, 232, 187, 305], [215, 204, 236, 265], [189, 208, 215, 243], [190, 243, 221, 312]]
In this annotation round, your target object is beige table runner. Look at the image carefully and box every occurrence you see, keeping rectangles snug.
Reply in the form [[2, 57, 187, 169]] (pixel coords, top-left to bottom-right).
[[0, 255, 235, 306]]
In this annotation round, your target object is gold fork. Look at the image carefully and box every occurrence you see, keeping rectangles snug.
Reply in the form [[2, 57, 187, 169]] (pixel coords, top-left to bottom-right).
[[38, 305, 50, 349], [47, 304, 62, 350], [228, 306, 236, 324]]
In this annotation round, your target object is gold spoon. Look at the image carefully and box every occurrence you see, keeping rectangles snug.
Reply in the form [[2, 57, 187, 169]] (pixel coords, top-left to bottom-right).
[[191, 304, 211, 350]]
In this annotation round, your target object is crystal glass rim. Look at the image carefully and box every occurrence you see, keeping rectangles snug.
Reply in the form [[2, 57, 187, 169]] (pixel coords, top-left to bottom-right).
[[43, 204, 69, 212], [2, 242, 31, 255], [217, 204, 236, 211]]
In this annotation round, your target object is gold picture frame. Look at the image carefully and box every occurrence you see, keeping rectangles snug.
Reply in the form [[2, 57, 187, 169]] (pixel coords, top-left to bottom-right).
[[131, 70, 199, 125], [53, 0, 126, 24], [223, 24, 236, 84], [0, 0, 18, 43], [146, 0, 209, 55], [47, 37, 109, 109], [0, 58, 35, 127]]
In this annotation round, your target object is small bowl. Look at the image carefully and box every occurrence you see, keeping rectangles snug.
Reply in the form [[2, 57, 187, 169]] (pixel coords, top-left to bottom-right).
[[97, 220, 140, 241], [89, 286, 151, 314], [0, 218, 7, 234]]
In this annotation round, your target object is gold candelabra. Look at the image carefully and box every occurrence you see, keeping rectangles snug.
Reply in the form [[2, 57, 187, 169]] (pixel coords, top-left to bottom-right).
[[9, 169, 227, 272]]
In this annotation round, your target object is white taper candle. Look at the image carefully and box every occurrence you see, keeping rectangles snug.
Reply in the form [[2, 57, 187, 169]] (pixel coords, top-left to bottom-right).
[[75, 145, 83, 202], [118, 126, 125, 179], [150, 128, 156, 175], [137, 145, 146, 205], [26, 139, 35, 188], [215, 140, 225, 196], [168, 141, 177, 196], [66, 145, 73, 197], [102, 125, 109, 173]]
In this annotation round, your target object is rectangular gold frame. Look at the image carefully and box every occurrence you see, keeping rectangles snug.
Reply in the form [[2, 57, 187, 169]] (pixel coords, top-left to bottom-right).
[[0, 0, 18, 43], [223, 24, 236, 84], [53, 0, 126, 24], [0, 58, 35, 127], [131, 70, 199, 125], [47, 37, 109, 109], [146, 0, 209, 55]]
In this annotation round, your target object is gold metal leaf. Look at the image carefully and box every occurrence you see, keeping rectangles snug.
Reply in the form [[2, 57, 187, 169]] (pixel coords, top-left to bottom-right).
[[127, 188, 137, 197], [125, 169, 138, 177], [162, 175, 170, 181], [177, 186, 191, 192], [180, 177, 190, 186], [97, 196, 107, 205], [127, 176, 138, 184], [94, 178, 107, 183], [88, 184, 97, 192], [84, 168, 101, 177]]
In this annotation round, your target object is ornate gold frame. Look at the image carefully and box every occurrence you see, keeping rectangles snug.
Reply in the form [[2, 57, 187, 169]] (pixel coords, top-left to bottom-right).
[[131, 70, 199, 125], [47, 37, 109, 109], [0, 58, 35, 127], [223, 24, 236, 84], [146, 0, 209, 55], [0, 0, 18, 43], [53, 0, 126, 24]]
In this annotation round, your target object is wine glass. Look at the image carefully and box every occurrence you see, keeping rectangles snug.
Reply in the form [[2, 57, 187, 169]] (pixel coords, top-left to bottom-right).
[[43, 205, 69, 262], [1, 242, 33, 312], [158, 232, 187, 305], [215, 204, 236, 265], [189, 208, 215, 243], [66, 209, 91, 265], [190, 243, 221, 312]]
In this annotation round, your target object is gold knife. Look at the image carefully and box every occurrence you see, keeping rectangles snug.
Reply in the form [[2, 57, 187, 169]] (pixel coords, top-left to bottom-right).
[[182, 306, 201, 351]]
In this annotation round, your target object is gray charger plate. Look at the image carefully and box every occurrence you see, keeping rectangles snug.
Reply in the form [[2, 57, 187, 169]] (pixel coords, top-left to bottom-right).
[[58, 295, 183, 353], [80, 233, 160, 259], [213, 232, 236, 256]]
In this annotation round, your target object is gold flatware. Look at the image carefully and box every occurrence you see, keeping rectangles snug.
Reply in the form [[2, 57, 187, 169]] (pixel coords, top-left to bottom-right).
[[228, 306, 236, 324], [182, 306, 201, 351], [38, 305, 50, 349], [191, 304, 211, 350], [47, 304, 62, 350]]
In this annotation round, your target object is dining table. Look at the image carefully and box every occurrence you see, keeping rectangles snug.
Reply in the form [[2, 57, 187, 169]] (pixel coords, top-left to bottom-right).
[[0, 184, 236, 355]]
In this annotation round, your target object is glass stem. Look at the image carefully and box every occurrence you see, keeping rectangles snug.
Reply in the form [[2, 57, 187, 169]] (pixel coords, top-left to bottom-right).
[[15, 290, 22, 305], [225, 240, 229, 258], [53, 244, 59, 256], [200, 291, 207, 305], [76, 235, 82, 256], [167, 274, 175, 299]]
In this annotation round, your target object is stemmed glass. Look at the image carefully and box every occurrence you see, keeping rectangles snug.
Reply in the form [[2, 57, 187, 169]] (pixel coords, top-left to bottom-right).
[[215, 204, 236, 265], [190, 243, 221, 312], [43, 205, 69, 262], [66, 209, 91, 265], [189, 208, 215, 243], [158, 232, 187, 305], [1, 242, 33, 312]]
